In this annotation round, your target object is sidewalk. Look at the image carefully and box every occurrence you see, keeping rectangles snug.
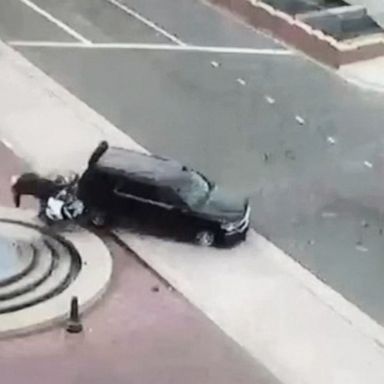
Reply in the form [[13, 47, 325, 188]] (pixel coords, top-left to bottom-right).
[[339, 56, 384, 93]]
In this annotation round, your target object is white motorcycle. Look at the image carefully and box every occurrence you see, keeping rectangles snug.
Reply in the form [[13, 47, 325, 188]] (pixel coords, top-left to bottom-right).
[[44, 177, 85, 225], [45, 191, 85, 223]]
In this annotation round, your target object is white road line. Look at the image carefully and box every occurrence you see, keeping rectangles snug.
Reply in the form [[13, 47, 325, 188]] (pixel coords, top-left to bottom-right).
[[104, 0, 185, 46], [9, 41, 90, 48], [1, 139, 13, 151], [8, 41, 293, 55], [18, 0, 92, 45], [364, 160, 373, 168]]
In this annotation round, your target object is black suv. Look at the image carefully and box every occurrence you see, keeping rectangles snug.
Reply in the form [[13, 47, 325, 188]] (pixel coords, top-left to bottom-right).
[[78, 144, 250, 246]]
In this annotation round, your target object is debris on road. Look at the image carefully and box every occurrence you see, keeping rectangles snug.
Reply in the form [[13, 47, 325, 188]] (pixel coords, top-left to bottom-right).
[[356, 244, 369, 253], [327, 136, 337, 145], [295, 115, 305, 125], [265, 95, 275, 104], [364, 161, 373, 168], [237, 78, 246, 86], [284, 149, 295, 160], [321, 211, 337, 218], [210, 60, 220, 68]]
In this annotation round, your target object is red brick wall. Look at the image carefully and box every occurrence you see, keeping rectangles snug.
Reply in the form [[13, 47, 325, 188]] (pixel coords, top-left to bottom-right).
[[209, 0, 384, 67]]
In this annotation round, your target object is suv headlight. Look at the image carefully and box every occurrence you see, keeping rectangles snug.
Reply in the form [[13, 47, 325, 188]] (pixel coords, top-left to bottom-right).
[[221, 206, 250, 232]]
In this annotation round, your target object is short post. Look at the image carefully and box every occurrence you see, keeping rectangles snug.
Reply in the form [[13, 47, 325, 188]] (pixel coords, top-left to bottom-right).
[[66, 296, 83, 333]]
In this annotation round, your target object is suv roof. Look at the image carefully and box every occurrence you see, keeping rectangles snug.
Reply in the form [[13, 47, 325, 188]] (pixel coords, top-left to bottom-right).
[[95, 147, 192, 189]]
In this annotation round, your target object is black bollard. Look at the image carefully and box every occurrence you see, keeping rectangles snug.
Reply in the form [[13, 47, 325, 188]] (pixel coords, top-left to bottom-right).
[[66, 296, 83, 333]]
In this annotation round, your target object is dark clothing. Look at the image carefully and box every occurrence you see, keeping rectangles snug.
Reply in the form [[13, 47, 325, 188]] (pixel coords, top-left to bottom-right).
[[11, 173, 63, 207], [34, 179, 62, 201], [88, 141, 109, 167], [12, 191, 21, 208]]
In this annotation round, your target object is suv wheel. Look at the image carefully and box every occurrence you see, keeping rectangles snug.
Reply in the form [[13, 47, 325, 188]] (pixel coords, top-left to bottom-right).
[[195, 230, 215, 247], [89, 210, 107, 228]]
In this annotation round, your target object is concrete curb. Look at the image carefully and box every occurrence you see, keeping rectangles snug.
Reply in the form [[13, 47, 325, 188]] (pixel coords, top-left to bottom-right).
[[0, 207, 113, 338], [207, 0, 384, 67], [338, 65, 384, 94], [339, 72, 384, 93]]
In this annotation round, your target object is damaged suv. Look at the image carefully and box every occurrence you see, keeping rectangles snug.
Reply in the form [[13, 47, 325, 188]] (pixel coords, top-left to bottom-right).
[[78, 143, 250, 246]]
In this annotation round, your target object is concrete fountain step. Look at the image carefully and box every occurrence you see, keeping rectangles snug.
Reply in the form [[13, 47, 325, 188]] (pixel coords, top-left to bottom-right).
[[0, 238, 73, 314], [0, 207, 112, 337], [0, 241, 36, 287], [0, 241, 54, 301]]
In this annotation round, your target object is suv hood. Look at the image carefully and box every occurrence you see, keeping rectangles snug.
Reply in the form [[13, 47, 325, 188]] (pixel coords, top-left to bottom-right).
[[193, 187, 248, 223]]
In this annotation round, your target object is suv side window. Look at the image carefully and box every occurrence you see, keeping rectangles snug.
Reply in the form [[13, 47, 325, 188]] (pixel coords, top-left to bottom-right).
[[157, 187, 185, 207], [114, 178, 159, 201]]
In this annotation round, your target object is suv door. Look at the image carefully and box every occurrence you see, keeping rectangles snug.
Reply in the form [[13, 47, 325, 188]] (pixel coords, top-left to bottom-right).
[[155, 186, 197, 235], [78, 168, 113, 211], [112, 179, 172, 225]]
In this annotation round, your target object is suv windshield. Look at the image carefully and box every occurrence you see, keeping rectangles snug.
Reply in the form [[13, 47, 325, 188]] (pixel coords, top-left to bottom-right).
[[177, 171, 211, 207]]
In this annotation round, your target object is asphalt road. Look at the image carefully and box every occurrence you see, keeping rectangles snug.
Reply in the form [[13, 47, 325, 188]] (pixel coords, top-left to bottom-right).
[[3, 0, 384, 324]]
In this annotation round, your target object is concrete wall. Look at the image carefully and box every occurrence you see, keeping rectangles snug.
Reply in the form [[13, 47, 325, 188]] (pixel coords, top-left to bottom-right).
[[299, 5, 382, 40], [209, 0, 384, 67], [346, 0, 384, 27]]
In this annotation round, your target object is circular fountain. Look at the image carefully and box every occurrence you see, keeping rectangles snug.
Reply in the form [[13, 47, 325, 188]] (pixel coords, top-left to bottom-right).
[[0, 209, 112, 337], [0, 221, 81, 314]]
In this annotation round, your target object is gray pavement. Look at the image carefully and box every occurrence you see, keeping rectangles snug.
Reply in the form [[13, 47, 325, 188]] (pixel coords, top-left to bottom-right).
[[3, 0, 384, 327]]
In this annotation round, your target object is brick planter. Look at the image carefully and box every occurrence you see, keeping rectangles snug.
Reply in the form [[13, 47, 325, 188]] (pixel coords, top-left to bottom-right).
[[209, 0, 384, 67]]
